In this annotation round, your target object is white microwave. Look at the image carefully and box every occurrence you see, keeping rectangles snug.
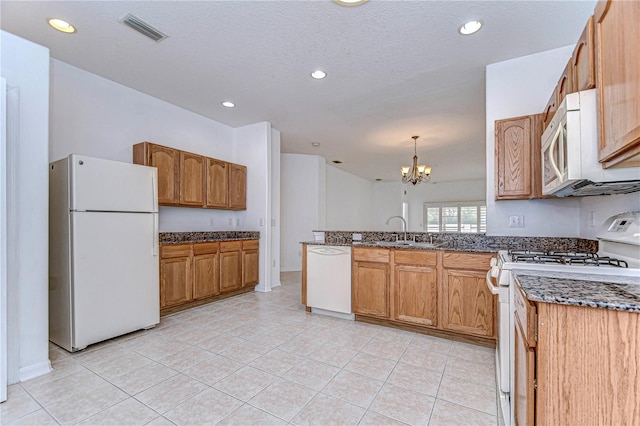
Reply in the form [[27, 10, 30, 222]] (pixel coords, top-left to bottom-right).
[[541, 89, 640, 197]]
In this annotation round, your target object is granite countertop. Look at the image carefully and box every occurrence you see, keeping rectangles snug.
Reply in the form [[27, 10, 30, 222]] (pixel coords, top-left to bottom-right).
[[161, 231, 260, 245], [300, 241, 496, 253], [514, 270, 640, 312]]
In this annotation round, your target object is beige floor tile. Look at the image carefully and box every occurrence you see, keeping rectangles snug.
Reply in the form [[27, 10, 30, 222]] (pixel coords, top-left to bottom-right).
[[182, 354, 243, 386], [387, 362, 443, 397], [330, 331, 372, 352], [370, 383, 435, 426], [109, 361, 178, 395], [322, 370, 383, 409], [437, 375, 497, 416], [361, 338, 408, 361], [22, 369, 106, 406], [410, 334, 453, 355], [129, 337, 185, 361], [277, 335, 327, 356], [196, 334, 245, 354], [340, 321, 382, 338], [1, 385, 41, 424], [48, 346, 71, 363], [297, 325, 342, 341], [449, 342, 495, 365], [159, 323, 221, 344], [77, 397, 159, 425], [283, 358, 340, 391], [308, 342, 357, 368], [444, 356, 496, 387], [249, 328, 298, 348], [344, 352, 397, 382], [249, 349, 303, 376], [219, 340, 272, 363], [134, 374, 208, 414], [164, 388, 242, 425], [46, 382, 128, 425], [428, 399, 498, 426], [359, 410, 409, 425], [218, 404, 287, 425], [226, 324, 274, 340], [213, 366, 276, 402], [248, 378, 317, 422], [21, 359, 86, 388], [144, 415, 175, 426], [291, 393, 365, 426], [86, 352, 153, 381], [156, 345, 215, 372], [399, 346, 449, 373], [373, 328, 415, 345], [71, 344, 130, 367], [7, 408, 59, 426]]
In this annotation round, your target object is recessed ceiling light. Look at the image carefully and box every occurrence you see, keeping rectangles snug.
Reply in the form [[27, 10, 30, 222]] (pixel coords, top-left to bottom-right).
[[310, 70, 327, 80], [459, 20, 483, 35], [311, 142, 320, 147], [332, 160, 343, 164], [222, 101, 235, 108], [48, 18, 76, 33], [334, 0, 368, 6]]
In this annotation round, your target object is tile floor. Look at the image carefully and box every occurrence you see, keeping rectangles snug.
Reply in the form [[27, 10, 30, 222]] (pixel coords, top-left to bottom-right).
[[1, 272, 500, 425]]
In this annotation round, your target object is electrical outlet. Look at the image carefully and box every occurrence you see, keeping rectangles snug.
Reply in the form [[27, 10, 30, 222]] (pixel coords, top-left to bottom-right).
[[209, 218, 215, 226], [228, 218, 233, 226], [272, 259, 276, 267], [259, 218, 264, 226], [235, 218, 240, 227], [509, 215, 524, 228]]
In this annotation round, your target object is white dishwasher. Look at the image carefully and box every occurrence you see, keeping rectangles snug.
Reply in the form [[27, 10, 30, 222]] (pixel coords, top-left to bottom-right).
[[306, 245, 353, 320]]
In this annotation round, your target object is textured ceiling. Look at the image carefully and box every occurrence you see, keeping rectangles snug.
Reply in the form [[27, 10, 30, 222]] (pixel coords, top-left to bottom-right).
[[0, 0, 596, 183]]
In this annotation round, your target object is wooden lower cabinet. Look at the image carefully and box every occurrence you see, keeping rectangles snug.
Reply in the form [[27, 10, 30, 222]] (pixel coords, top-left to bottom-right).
[[220, 241, 243, 293], [353, 261, 389, 318], [160, 239, 257, 314], [392, 250, 438, 327]]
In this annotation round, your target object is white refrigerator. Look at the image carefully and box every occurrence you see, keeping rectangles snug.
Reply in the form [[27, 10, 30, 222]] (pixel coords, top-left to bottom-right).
[[49, 154, 160, 352]]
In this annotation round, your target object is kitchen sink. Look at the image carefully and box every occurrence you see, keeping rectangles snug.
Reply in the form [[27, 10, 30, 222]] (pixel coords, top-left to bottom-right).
[[375, 241, 439, 249]]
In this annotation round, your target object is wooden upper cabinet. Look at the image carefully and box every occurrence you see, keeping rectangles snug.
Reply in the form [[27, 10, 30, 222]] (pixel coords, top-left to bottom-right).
[[205, 158, 228, 209], [179, 152, 205, 206], [595, 0, 640, 168], [571, 16, 596, 92], [556, 61, 573, 105], [541, 88, 558, 132], [229, 163, 247, 210], [495, 114, 544, 200], [133, 142, 179, 205]]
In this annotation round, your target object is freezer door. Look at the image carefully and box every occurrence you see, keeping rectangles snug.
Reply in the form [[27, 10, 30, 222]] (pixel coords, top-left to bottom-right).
[[70, 155, 158, 213], [71, 211, 159, 350]]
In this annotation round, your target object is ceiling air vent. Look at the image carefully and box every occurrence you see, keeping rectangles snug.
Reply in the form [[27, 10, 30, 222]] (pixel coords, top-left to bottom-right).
[[120, 13, 168, 42]]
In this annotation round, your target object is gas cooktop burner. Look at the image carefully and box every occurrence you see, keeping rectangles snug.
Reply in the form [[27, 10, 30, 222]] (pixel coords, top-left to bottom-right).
[[507, 250, 628, 268]]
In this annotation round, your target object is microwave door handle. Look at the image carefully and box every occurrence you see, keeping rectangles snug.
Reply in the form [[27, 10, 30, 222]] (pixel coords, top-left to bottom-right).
[[548, 126, 563, 180]]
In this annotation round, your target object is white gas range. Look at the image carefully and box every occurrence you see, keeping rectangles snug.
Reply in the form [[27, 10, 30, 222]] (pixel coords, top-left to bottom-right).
[[487, 211, 640, 426]]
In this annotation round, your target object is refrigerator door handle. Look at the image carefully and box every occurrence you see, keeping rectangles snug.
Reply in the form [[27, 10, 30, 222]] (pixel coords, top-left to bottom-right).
[[151, 172, 157, 210], [152, 214, 158, 256]]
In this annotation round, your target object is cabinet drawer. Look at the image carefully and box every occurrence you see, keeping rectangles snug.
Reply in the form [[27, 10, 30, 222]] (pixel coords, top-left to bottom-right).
[[442, 252, 493, 270], [515, 283, 536, 348], [160, 244, 191, 258], [193, 242, 219, 256], [220, 241, 242, 252], [242, 239, 259, 250], [394, 250, 437, 266], [353, 247, 390, 263]]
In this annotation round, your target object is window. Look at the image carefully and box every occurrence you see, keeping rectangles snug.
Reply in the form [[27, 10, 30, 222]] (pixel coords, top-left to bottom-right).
[[423, 202, 486, 233]]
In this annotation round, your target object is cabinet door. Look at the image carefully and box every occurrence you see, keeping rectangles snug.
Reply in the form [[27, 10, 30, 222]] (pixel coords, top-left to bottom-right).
[[442, 269, 495, 338], [220, 242, 242, 292], [556, 61, 572, 104], [193, 243, 219, 300], [179, 152, 205, 206], [134, 143, 179, 205], [596, 0, 640, 168], [393, 264, 437, 326], [160, 256, 191, 308], [514, 317, 535, 426], [541, 88, 557, 132], [242, 249, 259, 287], [205, 158, 228, 208], [571, 16, 595, 92], [495, 115, 542, 200], [229, 163, 247, 210], [352, 261, 389, 318]]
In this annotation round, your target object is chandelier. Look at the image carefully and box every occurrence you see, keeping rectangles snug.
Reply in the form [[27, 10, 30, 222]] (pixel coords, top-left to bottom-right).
[[401, 136, 431, 185]]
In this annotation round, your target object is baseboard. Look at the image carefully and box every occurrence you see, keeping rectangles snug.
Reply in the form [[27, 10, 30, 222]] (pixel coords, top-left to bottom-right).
[[253, 283, 272, 293], [280, 267, 302, 272], [270, 281, 281, 288], [19, 360, 52, 382]]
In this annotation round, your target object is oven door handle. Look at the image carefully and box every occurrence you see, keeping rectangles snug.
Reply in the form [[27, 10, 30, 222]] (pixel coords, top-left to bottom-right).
[[548, 125, 564, 181], [486, 270, 500, 295]]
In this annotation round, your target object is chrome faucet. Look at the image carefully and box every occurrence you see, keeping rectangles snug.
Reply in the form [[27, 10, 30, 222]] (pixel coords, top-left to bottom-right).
[[386, 216, 407, 242]]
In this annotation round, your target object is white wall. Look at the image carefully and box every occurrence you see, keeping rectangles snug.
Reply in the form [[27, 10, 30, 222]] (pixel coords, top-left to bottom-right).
[[486, 46, 582, 236], [579, 193, 640, 239], [1, 31, 51, 382], [280, 154, 326, 271], [51, 60, 243, 232], [401, 179, 486, 232], [373, 182, 403, 231], [270, 129, 281, 287], [326, 165, 375, 230]]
